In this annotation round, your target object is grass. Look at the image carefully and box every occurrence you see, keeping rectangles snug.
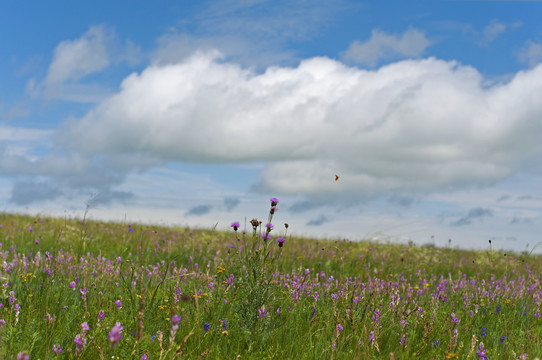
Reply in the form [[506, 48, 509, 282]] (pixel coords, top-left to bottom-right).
[[0, 199, 541, 359]]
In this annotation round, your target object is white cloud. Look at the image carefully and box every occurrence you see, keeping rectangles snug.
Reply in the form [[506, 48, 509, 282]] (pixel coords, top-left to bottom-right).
[[518, 41, 542, 67], [482, 19, 507, 44], [480, 19, 522, 46], [46, 25, 111, 85], [341, 28, 432, 66], [62, 52, 542, 203]]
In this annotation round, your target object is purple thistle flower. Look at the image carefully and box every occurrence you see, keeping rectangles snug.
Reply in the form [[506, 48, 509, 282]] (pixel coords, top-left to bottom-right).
[[230, 222, 240, 231], [270, 197, 279, 206], [108, 322, 123, 346], [276, 237, 285, 247], [265, 223, 273, 230], [262, 233, 271, 241]]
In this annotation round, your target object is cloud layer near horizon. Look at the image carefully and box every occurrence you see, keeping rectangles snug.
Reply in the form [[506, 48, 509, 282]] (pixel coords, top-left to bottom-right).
[[59, 51, 542, 202]]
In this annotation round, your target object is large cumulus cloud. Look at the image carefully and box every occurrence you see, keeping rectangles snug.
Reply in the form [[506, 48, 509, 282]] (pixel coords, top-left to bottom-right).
[[61, 51, 542, 202]]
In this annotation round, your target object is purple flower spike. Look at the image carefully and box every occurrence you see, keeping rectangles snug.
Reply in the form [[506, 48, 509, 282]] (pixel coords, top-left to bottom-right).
[[109, 322, 123, 346], [171, 314, 182, 325], [17, 353, 30, 360]]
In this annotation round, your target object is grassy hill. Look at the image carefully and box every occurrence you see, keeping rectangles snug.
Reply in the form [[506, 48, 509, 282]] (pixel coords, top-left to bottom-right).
[[0, 207, 541, 359]]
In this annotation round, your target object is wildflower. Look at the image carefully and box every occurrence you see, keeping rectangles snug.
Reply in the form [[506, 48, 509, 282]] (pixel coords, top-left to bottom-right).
[[446, 354, 458, 359], [277, 237, 286, 247], [331, 341, 337, 350], [265, 223, 274, 231], [69, 281, 76, 289], [481, 327, 486, 338], [115, 300, 122, 309], [170, 315, 181, 344], [250, 218, 260, 230], [108, 322, 123, 346], [28, 227, 33, 232], [399, 334, 407, 346], [270, 197, 279, 206], [372, 309, 381, 323], [230, 222, 240, 231], [262, 233, 271, 241], [451, 328, 459, 348], [81, 322, 90, 333], [140, 355, 148, 360], [45, 313, 54, 323], [496, 304, 501, 314], [368, 331, 376, 344], [500, 334, 505, 343], [258, 305, 267, 319], [17, 353, 30, 360], [222, 330, 229, 335], [336, 324, 344, 332], [52, 344, 62, 354], [476, 342, 487, 359], [171, 314, 181, 325], [221, 319, 228, 329], [98, 310, 105, 322], [450, 313, 459, 325], [203, 321, 210, 332], [74, 333, 87, 354]]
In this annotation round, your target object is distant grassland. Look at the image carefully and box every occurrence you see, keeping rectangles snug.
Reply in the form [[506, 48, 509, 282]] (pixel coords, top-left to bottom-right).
[[0, 207, 541, 359]]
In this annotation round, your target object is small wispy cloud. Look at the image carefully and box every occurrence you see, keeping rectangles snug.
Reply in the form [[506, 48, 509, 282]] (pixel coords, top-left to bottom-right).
[[186, 204, 213, 216], [451, 207, 493, 226], [479, 19, 522, 45], [306, 214, 329, 226], [517, 41, 542, 67], [46, 25, 111, 85], [223, 197, 240, 210], [341, 27, 432, 66]]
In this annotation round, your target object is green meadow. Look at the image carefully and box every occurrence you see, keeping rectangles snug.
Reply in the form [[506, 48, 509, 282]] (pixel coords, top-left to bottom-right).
[[0, 199, 541, 359]]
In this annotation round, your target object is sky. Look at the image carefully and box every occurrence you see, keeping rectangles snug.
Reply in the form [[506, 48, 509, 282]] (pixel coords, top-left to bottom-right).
[[1, 0, 542, 253]]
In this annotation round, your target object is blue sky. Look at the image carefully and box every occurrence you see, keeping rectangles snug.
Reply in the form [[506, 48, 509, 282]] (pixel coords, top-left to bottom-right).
[[1, 0, 542, 252]]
